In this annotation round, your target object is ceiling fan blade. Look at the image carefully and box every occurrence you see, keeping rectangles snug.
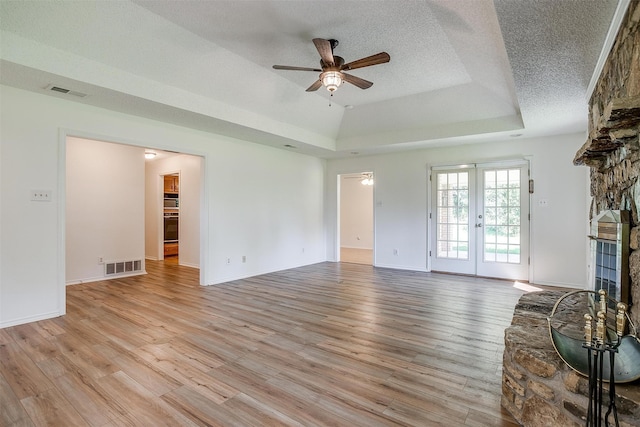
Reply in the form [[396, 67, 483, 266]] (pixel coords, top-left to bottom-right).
[[306, 79, 323, 92], [313, 38, 335, 67], [273, 65, 322, 72], [342, 73, 373, 90], [342, 52, 390, 71]]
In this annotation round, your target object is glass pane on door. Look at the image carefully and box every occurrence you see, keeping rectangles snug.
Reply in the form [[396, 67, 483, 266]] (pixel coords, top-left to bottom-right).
[[436, 171, 469, 259], [483, 168, 521, 264], [431, 162, 528, 281]]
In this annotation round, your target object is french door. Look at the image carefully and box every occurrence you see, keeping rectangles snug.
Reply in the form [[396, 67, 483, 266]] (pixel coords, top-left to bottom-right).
[[430, 162, 530, 281]]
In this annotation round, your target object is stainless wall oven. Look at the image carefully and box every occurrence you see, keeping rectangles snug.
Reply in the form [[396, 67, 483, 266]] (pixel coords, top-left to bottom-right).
[[164, 212, 179, 242]]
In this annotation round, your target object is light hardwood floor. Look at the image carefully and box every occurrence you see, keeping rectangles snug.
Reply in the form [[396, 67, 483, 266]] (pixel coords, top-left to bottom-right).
[[1, 261, 524, 426], [340, 247, 373, 265]]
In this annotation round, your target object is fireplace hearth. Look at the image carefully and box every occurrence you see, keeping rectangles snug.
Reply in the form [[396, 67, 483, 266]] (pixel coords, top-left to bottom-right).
[[501, 291, 640, 426]]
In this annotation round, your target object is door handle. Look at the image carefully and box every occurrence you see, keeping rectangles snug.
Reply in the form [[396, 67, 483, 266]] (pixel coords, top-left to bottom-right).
[[476, 223, 482, 228]]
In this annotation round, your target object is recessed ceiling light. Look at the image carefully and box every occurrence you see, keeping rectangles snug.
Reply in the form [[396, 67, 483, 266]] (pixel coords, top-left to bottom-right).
[[144, 151, 157, 159], [345, 105, 354, 110], [510, 133, 523, 137], [284, 144, 296, 148]]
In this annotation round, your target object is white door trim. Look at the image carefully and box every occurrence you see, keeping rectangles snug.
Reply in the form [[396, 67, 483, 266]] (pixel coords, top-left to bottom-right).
[[428, 158, 532, 281]]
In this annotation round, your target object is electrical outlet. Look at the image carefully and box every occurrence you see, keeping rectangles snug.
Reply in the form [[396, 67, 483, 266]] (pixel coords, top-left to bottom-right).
[[98, 257, 104, 264], [393, 248, 399, 256], [227, 258, 231, 264], [31, 190, 52, 201], [242, 255, 246, 263]]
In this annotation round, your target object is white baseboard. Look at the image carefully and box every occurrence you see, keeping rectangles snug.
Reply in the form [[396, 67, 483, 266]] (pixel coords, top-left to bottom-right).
[[179, 261, 199, 269], [66, 271, 146, 286], [0, 310, 64, 329]]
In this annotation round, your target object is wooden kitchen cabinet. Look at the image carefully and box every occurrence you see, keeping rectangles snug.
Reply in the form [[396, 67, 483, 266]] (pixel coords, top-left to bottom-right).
[[164, 242, 179, 257], [164, 175, 179, 193]]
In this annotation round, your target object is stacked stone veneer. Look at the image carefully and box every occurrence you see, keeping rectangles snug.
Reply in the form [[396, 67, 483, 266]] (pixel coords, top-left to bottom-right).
[[502, 291, 640, 426], [574, 1, 640, 327], [504, 4, 640, 425]]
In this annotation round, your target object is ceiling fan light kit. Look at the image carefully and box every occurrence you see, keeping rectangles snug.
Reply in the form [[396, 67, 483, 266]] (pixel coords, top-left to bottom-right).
[[361, 172, 374, 185], [273, 38, 390, 94], [321, 71, 343, 92]]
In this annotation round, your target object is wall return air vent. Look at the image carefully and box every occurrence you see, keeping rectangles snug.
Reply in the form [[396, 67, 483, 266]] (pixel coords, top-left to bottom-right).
[[105, 260, 143, 277]]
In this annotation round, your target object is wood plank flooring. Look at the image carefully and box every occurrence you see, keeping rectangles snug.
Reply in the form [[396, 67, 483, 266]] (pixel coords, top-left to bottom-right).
[[340, 248, 373, 265], [0, 261, 526, 426]]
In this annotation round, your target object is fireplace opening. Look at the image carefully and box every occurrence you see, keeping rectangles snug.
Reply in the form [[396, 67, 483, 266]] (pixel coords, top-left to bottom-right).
[[590, 210, 630, 307]]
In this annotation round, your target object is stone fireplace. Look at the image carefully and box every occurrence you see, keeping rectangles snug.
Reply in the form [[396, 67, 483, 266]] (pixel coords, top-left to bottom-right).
[[501, 3, 640, 426], [574, 0, 640, 329]]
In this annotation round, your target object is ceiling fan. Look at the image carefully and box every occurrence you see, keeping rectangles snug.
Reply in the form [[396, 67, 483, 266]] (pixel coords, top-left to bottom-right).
[[273, 38, 390, 93], [344, 172, 374, 185]]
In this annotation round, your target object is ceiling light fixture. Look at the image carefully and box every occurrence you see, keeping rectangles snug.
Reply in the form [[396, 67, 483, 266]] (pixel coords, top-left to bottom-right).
[[144, 151, 157, 159], [321, 71, 343, 92], [361, 173, 374, 186]]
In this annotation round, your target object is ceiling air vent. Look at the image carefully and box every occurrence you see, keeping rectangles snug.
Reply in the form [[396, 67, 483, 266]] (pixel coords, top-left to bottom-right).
[[45, 84, 88, 98]]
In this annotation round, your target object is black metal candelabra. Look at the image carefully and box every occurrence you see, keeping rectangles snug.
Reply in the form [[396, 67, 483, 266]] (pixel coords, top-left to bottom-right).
[[582, 290, 627, 427]]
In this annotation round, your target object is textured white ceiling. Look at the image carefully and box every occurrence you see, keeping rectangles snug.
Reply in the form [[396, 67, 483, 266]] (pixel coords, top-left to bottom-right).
[[0, 0, 623, 158]]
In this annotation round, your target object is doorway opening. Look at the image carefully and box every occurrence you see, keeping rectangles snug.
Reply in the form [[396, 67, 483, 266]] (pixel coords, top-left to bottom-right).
[[338, 172, 375, 265], [162, 173, 180, 262], [145, 151, 202, 270], [65, 136, 204, 287], [429, 161, 530, 281]]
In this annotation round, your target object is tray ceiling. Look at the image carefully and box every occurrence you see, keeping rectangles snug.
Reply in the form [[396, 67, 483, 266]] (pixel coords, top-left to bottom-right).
[[0, 0, 622, 158]]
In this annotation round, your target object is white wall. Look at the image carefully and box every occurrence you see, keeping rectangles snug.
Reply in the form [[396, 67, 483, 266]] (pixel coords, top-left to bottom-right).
[[326, 133, 591, 287], [0, 82, 591, 329], [2, 86, 65, 326], [144, 153, 202, 267], [66, 137, 145, 283], [0, 85, 326, 328], [340, 175, 374, 249]]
